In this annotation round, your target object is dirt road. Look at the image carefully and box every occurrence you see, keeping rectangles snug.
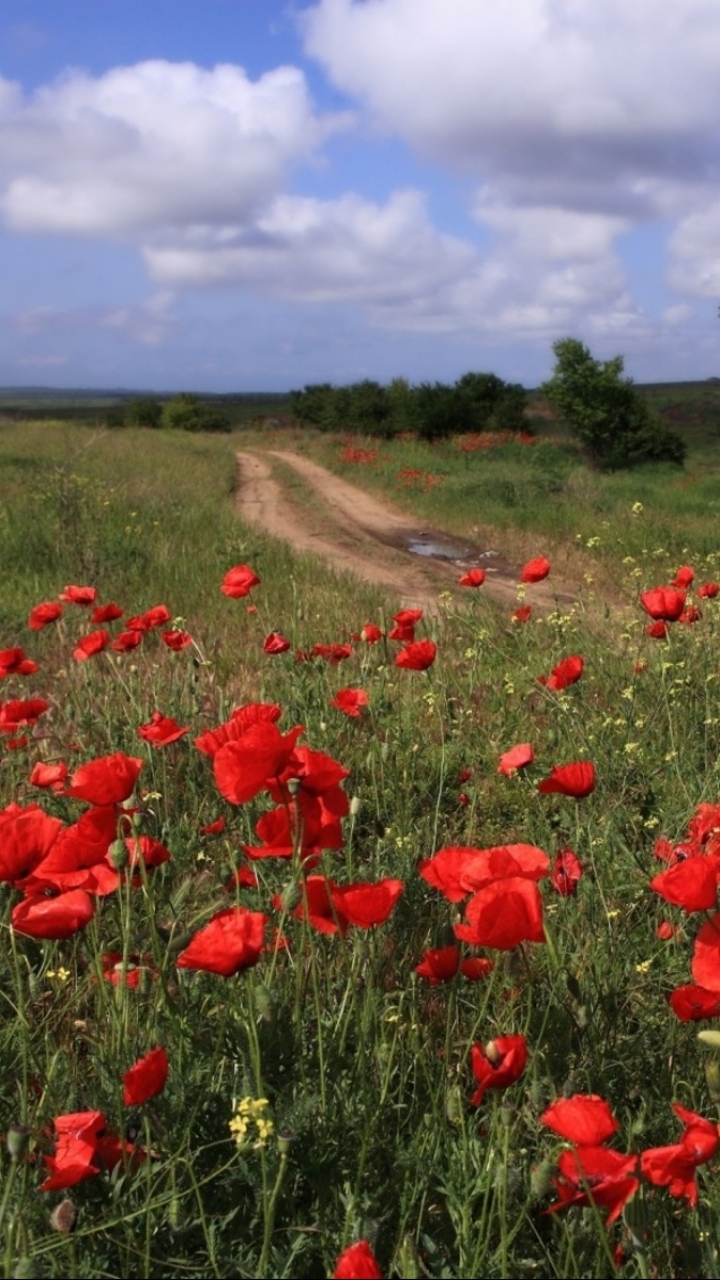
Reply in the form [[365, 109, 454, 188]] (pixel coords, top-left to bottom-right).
[[235, 449, 576, 613]]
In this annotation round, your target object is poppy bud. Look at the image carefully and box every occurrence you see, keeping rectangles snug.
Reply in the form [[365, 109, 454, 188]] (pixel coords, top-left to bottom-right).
[[108, 838, 129, 870], [704, 1058, 720, 1103], [278, 881, 301, 912], [253, 981, 277, 1023], [49, 1198, 77, 1234], [276, 1129, 294, 1157], [6, 1124, 31, 1160]]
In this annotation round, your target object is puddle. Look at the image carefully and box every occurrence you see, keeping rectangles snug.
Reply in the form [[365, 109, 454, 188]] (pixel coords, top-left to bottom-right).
[[406, 534, 501, 569]]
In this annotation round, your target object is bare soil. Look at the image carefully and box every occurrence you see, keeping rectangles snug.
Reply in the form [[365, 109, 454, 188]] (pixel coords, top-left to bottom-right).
[[235, 449, 578, 615]]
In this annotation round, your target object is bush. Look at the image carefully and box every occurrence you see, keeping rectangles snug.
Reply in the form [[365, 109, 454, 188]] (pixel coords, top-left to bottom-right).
[[127, 397, 163, 429], [162, 394, 231, 433], [541, 338, 686, 469]]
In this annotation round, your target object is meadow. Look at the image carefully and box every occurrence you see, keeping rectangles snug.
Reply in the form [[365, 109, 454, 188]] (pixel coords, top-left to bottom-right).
[[3, 409, 720, 1278]]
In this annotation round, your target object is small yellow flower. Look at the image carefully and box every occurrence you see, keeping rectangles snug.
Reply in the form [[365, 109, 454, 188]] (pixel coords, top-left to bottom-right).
[[229, 1097, 274, 1150]]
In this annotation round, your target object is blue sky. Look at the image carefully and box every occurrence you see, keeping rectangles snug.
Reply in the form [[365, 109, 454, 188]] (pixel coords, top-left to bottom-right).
[[1, 0, 719, 391]]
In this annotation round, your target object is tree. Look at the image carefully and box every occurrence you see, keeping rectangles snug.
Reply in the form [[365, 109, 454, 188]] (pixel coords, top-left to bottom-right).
[[541, 338, 686, 470], [127, 397, 162, 429], [162, 393, 231, 433]]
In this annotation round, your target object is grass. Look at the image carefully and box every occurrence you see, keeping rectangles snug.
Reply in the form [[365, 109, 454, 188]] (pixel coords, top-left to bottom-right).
[[2, 415, 720, 1277]]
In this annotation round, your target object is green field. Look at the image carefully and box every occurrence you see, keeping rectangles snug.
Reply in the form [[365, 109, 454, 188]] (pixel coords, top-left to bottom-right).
[[2, 400, 720, 1278]]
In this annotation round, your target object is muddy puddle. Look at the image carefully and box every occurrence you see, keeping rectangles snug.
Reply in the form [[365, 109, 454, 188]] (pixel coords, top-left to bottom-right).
[[403, 531, 515, 576]]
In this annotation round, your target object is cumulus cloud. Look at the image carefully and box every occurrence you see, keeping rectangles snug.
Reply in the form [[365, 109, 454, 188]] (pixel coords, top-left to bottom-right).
[[0, 60, 344, 235]]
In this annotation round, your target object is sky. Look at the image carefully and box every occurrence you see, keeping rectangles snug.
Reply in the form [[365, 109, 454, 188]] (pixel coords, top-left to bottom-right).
[[1, 0, 720, 391]]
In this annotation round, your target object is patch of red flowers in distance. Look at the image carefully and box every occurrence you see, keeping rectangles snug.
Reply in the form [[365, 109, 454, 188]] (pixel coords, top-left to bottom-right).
[[520, 556, 550, 583], [176, 907, 267, 977], [122, 1047, 169, 1106], [395, 639, 437, 671], [138, 711, 190, 747], [459, 568, 485, 587], [162, 629, 193, 650], [60, 585, 97, 605], [28, 601, 63, 630], [329, 687, 369, 717], [0, 647, 38, 677], [67, 752, 143, 806], [72, 630, 111, 662], [639, 587, 686, 621], [537, 761, 595, 798], [470, 1035, 528, 1104], [539, 655, 584, 692], [498, 742, 534, 776], [91, 602, 123, 624], [221, 564, 261, 598], [551, 849, 583, 896], [263, 631, 291, 655], [541, 1094, 619, 1145], [333, 1239, 383, 1279]]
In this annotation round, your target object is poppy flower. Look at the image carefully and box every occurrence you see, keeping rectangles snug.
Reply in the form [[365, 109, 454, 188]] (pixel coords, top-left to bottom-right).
[[656, 920, 676, 940], [162, 629, 192, 650], [333, 1240, 383, 1279], [137, 711, 190, 747], [679, 605, 701, 625], [40, 1110, 105, 1191], [537, 761, 595, 798], [498, 742, 534, 776], [194, 701, 283, 758], [112, 629, 144, 652], [539, 655, 584, 692], [456, 877, 545, 949], [645, 620, 668, 639], [0, 698, 49, 733], [122, 1047, 169, 1106], [395, 639, 437, 671], [641, 1104, 719, 1206], [548, 1146, 639, 1223], [200, 816, 226, 836], [312, 643, 353, 664], [12, 888, 95, 939], [388, 621, 416, 642], [360, 623, 383, 643], [393, 608, 423, 626], [331, 878, 404, 928], [415, 944, 461, 984], [541, 1094, 619, 1145], [551, 849, 583, 896], [698, 582, 719, 599], [673, 565, 695, 589], [213, 722, 304, 805], [60, 585, 97, 605], [650, 856, 720, 913], [263, 631, 291, 655], [176, 907, 267, 977], [221, 565, 261, 598], [512, 605, 532, 623], [0, 647, 38, 677], [640, 587, 686, 621], [91, 603, 123, 624], [329, 688, 369, 718], [29, 761, 68, 792], [520, 556, 550, 583], [470, 1035, 528, 1104], [127, 605, 172, 632], [691, 912, 720, 991], [669, 984, 720, 1021], [67, 752, 143, 805], [28, 601, 63, 630], [72, 630, 110, 662], [459, 568, 485, 587], [0, 802, 64, 885]]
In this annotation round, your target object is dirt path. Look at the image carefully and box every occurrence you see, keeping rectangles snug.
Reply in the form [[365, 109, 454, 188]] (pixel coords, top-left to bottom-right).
[[235, 449, 576, 614]]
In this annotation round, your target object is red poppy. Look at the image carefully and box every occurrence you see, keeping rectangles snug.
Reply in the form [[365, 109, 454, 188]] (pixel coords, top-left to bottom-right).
[[221, 564, 261, 598], [312, 643, 353, 664], [650, 856, 720, 912], [669, 983, 720, 1021], [28, 601, 63, 630], [456, 877, 545, 949], [541, 1095, 619, 1145], [67, 752, 143, 805], [679, 605, 702, 625], [162, 629, 193, 650], [200, 816, 226, 836], [641, 1104, 719, 1206], [40, 1110, 105, 1191], [360, 623, 383, 643], [60, 585, 97, 605], [331, 878, 404, 928], [112, 629, 144, 652], [393, 608, 423, 626], [539, 655, 584, 692], [656, 920, 676, 940], [0, 647, 38, 677], [213, 722, 304, 805], [0, 698, 49, 733], [549, 1146, 639, 1223], [29, 761, 68, 792], [125, 835, 171, 873], [512, 605, 532, 623], [122, 1047, 169, 1106], [102, 951, 158, 988], [91, 602, 124, 624], [673, 565, 695, 588], [551, 849, 583, 896], [329, 688, 369, 718], [520, 556, 550, 583], [470, 1035, 528, 1104], [415, 944, 461, 984], [12, 888, 95, 939], [639, 587, 686, 621], [72, 630, 111, 662], [194, 701, 283, 758], [333, 1240, 383, 1279], [263, 631, 291, 655], [498, 742, 534, 777], [388, 621, 415, 642], [127, 605, 172, 632], [691, 912, 720, 991], [0, 802, 64, 885], [176, 907, 267, 977], [459, 568, 485, 587], [137, 711, 190, 747], [395, 639, 437, 671], [537, 761, 595, 798], [698, 582, 719, 599], [645, 620, 668, 639]]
